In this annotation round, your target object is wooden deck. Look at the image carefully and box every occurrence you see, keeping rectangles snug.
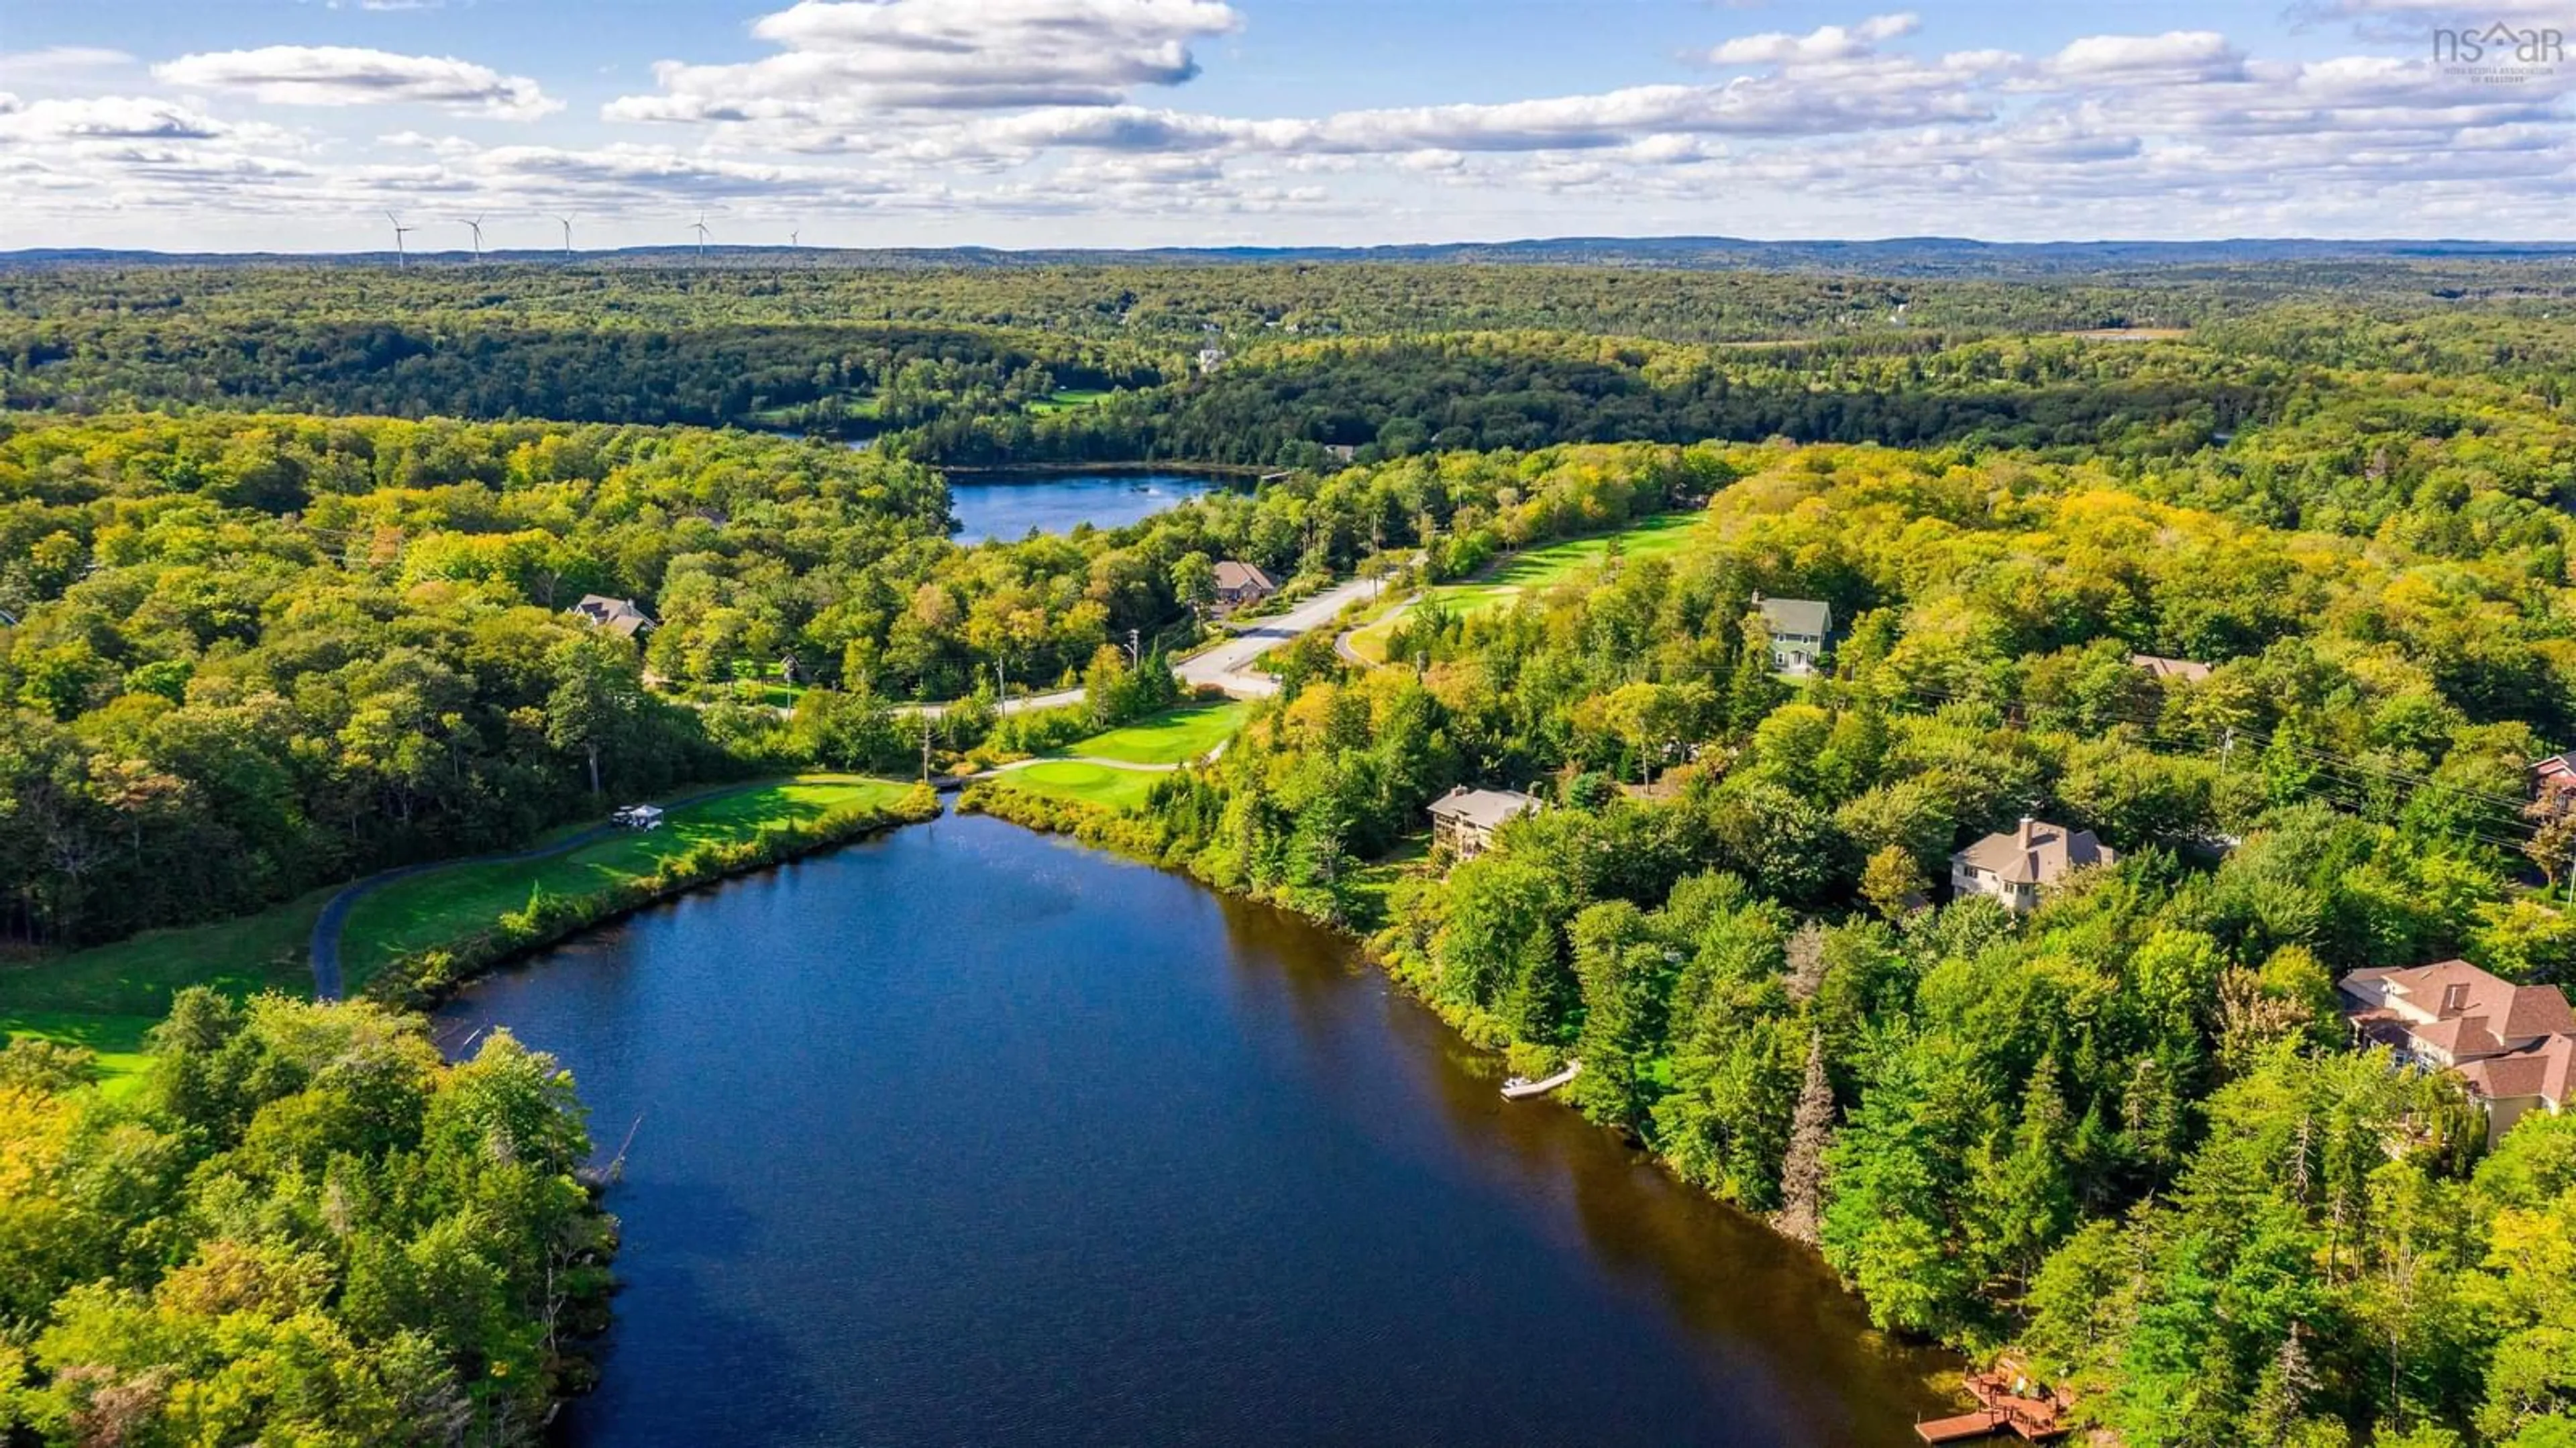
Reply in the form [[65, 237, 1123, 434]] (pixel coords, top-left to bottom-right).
[[1914, 1367, 2071, 1443], [1916, 1409, 2007, 1443]]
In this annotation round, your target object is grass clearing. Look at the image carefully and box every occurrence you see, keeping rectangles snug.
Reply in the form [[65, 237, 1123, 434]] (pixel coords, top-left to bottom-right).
[[1061, 701, 1246, 765], [1001, 761, 1164, 810], [339, 776, 910, 989], [3, 774, 912, 1088], [1348, 511, 1702, 664], [1026, 388, 1112, 415]]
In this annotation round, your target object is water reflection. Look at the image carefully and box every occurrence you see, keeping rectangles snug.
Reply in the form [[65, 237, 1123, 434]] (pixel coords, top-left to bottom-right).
[[945, 471, 1227, 544], [440, 813, 1951, 1447]]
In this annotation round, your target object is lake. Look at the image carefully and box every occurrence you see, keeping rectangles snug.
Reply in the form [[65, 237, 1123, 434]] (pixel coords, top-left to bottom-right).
[[436, 811, 1951, 1447], [947, 470, 1226, 544]]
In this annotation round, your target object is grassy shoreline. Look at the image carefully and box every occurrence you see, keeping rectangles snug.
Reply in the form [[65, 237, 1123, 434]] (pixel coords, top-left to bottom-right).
[[1, 775, 934, 1088]]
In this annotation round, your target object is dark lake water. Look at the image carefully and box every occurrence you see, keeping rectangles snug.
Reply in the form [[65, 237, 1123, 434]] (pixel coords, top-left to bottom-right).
[[437, 811, 1951, 1447], [947, 471, 1224, 544]]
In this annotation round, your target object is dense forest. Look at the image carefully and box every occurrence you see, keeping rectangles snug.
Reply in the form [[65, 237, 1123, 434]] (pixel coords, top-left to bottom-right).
[[981, 439, 2576, 1447], [0, 992, 614, 1443]]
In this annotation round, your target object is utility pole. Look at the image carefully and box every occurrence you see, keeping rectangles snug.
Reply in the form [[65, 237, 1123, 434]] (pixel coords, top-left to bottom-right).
[[921, 709, 934, 782], [1125, 628, 1141, 667]]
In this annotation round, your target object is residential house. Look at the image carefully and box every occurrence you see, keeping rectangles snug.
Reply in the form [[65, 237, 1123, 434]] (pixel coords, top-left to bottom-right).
[[1212, 560, 1277, 611], [571, 594, 655, 639], [2533, 750, 2576, 805], [1949, 817, 2116, 913], [2339, 959, 2576, 1144], [1429, 786, 1540, 861], [1751, 592, 1832, 674], [2131, 654, 2213, 684]]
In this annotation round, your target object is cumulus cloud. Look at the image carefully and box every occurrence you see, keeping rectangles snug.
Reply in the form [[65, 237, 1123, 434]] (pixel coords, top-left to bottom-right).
[[606, 0, 1240, 123], [0, 95, 228, 142], [154, 46, 560, 119], [1707, 13, 1919, 66]]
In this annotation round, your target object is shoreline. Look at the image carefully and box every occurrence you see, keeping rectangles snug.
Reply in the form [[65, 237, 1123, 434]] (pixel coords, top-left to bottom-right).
[[936, 459, 1273, 480], [368, 784, 943, 1015]]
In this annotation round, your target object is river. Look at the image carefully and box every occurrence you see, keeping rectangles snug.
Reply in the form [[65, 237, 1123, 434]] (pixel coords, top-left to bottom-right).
[[947, 470, 1226, 544], [435, 811, 1952, 1447]]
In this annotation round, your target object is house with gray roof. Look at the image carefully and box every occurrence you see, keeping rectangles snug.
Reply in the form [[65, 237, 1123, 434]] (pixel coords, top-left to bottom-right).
[[571, 594, 655, 639], [1429, 786, 1541, 861], [1949, 817, 2115, 913], [1752, 593, 1832, 675]]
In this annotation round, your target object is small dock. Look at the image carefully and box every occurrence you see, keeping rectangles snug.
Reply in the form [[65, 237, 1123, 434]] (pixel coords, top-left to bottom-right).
[[1501, 1059, 1580, 1100], [1913, 1367, 2070, 1443], [1915, 1410, 2007, 1443]]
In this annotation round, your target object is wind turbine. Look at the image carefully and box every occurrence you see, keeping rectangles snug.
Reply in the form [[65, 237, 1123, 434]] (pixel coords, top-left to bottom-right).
[[462, 215, 485, 262], [790, 229, 799, 248], [558, 215, 574, 256], [386, 211, 416, 266], [692, 213, 710, 258]]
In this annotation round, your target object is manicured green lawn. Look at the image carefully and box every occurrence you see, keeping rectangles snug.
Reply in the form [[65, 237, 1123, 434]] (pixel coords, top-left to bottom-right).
[[1027, 388, 1112, 415], [0, 887, 331, 1029], [1002, 761, 1164, 810], [339, 776, 910, 988], [1062, 701, 1246, 765], [2, 774, 911, 1088], [1349, 512, 1702, 664]]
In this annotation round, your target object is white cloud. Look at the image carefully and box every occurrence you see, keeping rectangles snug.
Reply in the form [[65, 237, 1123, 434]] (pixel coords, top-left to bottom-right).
[[1707, 13, 1919, 66], [607, 0, 1240, 123], [2045, 32, 2246, 84], [154, 46, 560, 119], [0, 95, 228, 142]]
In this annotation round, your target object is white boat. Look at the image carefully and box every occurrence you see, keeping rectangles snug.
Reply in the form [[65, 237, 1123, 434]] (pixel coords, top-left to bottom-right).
[[1501, 1059, 1581, 1100]]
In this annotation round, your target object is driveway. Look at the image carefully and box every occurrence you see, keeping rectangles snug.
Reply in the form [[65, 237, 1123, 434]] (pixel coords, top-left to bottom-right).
[[1179, 576, 1381, 698]]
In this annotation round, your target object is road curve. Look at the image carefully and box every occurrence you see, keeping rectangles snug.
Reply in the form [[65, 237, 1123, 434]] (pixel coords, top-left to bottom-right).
[[304, 780, 774, 1001], [1177, 576, 1381, 697]]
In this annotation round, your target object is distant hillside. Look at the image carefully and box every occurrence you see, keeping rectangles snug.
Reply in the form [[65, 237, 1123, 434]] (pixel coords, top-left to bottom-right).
[[10, 234, 2576, 278]]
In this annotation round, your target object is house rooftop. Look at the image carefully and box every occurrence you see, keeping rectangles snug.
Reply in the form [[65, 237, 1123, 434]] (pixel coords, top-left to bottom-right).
[[572, 594, 654, 637], [1953, 817, 2114, 886], [2131, 654, 2213, 682], [1213, 560, 1276, 592], [1430, 786, 1541, 831], [1754, 595, 1831, 639], [2341, 959, 2576, 1043], [2461, 1035, 2575, 1106]]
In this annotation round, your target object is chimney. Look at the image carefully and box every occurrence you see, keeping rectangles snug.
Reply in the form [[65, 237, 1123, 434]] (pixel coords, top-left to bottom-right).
[[2019, 816, 2037, 847]]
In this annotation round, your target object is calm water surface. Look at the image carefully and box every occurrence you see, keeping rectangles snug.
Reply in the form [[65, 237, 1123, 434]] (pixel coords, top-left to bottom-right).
[[437, 812, 1951, 1447], [946, 471, 1224, 544]]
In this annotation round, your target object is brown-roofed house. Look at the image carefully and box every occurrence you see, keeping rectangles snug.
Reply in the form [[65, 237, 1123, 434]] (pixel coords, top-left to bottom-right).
[[1211, 561, 1277, 611], [2131, 654, 2213, 684], [1949, 817, 2116, 914], [571, 594, 655, 639], [2340, 959, 2576, 1144], [1429, 786, 1541, 862]]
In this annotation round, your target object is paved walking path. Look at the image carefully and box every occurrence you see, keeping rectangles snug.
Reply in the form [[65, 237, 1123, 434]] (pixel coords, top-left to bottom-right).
[[304, 780, 774, 1000]]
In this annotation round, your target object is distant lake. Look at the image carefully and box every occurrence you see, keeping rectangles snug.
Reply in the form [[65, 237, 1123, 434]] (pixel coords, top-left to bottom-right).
[[946, 470, 1226, 544], [437, 811, 1952, 1448]]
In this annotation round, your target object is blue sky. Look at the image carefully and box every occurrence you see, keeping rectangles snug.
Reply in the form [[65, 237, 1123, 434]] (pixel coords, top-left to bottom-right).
[[3, 0, 2571, 251]]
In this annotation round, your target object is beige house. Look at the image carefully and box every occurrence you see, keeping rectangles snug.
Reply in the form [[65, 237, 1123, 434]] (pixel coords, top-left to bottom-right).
[[2131, 654, 2213, 683], [1429, 786, 1540, 860], [1752, 593, 1831, 674], [571, 594, 655, 639], [1212, 561, 1277, 610], [1949, 817, 2115, 913], [2341, 959, 2576, 1144]]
